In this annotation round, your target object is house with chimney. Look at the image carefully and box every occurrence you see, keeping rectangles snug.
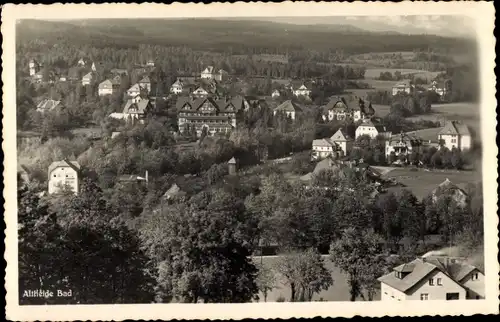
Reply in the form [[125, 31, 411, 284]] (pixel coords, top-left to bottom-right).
[[355, 119, 392, 139], [378, 254, 484, 301], [438, 120, 471, 151], [48, 160, 81, 195], [311, 128, 353, 161], [176, 96, 243, 136], [392, 80, 414, 96]]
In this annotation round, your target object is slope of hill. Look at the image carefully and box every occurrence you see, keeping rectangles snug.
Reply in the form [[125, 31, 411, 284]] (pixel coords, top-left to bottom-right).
[[16, 18, 474, 54]]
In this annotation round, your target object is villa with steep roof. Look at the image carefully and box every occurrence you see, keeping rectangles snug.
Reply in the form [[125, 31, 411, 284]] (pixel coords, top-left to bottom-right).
[[324, 96, 374, 122], [311, 128, 353, 161], [273, 100, 302, 120], [127, 83, 143, 97], [48, 160, 81, 195], [438, 121, 471, 151], [378, 255, 484, 301], [121, 95, 152, 123], [385, 132, 423, 159]]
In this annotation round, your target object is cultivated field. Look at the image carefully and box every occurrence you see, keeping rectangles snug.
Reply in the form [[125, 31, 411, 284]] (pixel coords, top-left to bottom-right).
[[251, 255, 376, 302], [382, 167, 481, 200]]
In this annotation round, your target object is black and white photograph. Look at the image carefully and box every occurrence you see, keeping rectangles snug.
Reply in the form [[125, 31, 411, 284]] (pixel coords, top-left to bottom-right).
[[3, 2, 498, 320]]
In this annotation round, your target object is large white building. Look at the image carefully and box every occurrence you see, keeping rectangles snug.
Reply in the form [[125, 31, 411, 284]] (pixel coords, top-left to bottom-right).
[[48, 160, 80, 195], [378, 255, 484, 301], [392, 80, 414, 96], [437, 120, 471, 151], [311, 128, 353, 161], [355, 120, 392, 139]]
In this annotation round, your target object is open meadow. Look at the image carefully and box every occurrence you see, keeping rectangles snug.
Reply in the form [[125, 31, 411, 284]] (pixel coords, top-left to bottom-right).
[[381, 167, 481, 200], [364, 68, 442, 81]]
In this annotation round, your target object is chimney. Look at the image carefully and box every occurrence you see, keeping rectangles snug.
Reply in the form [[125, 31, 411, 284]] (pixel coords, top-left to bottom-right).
[[145, 170, 149, 184]]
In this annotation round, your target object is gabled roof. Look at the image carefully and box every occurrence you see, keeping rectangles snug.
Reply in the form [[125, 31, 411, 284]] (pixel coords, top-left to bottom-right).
[[438, 121, 470, 136], [378, 257, 479, 294], [202, 66, 215, 74], [127, 83, 141, 92], [122, 98, 150, 114], [82, 72, 94, 79], [312, 138, 334, 147], [330, 128, 352, 142], [110, 68, 128, 75], [36, 99, 61, 111], [228, 157, 237, 164], [176, 96, 240, 113], [275, 100, 301, 113], [139, 76, 151, 83], [48, 160, 81, 174], [99, 79, 120, 88]]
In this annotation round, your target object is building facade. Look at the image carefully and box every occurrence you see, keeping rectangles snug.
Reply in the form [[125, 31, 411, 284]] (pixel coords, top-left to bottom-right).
[[48, 160, 80, 195], [378, 256, 484, 301], [392, 80, 414, 96], [273, 100, 302, 120], [177, 96, 242, 136], [438, 120, 471, 151], [355, 120, 391, 139], [98, 79, 120, 96], [82, 72, 95, 86], [311, 128, 353, 161], [385, 132, 422, 158]]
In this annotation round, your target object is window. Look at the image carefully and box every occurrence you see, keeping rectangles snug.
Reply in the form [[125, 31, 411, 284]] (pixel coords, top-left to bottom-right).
[[437, 278, 442, 285], [53, 174, 56, 177], [451, 139, 457, 143], [471, 273, 479, 281], [420, 293, 429, 300], [429, 278, 434, 286]]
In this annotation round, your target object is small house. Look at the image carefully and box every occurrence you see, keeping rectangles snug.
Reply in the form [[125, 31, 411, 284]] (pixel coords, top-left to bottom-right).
[[48, 160, 80, 195]]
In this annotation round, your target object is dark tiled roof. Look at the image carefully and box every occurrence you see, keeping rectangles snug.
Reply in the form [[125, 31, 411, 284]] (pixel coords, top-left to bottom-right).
[[176, 96, 242, 113], [275, 100, 302, 112], [122, 99, 150, 114]]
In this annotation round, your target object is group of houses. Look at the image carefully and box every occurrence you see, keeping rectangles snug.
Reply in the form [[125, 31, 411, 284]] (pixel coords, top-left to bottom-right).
[[312, 111, 471, 164], [391, 78, 451, 101]]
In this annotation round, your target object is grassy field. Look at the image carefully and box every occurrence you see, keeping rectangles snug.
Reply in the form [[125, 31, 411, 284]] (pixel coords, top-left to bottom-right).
[[251, 255, 375, 302], [382, 167, 481, 200], [364, 68, 442, 80], [406, 102, 481, 134]]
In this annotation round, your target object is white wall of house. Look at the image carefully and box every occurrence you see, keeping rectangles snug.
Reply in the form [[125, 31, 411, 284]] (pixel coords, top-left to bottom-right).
[[438, 134, 471, 151], [48, 167, 79, 195], [405, 270, 467, 300], [381, 283, 406, 301], [460, 270, 485, 299], [356, 126, 379, 139], [392, 86, 412, 96], [170, 84, 183, 94], [201, 72, 213, 79]]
